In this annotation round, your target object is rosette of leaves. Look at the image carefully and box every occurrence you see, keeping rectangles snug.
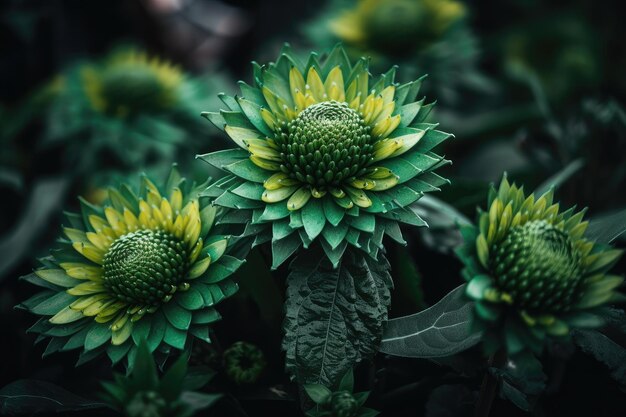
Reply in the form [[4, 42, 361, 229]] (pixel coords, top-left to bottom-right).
[[101, 342, 220, 417], [303, 369, 378, 417], [18, 167, 244, 367], [199, 44, 451, 269], [25, 47, 226, 176], [304, 0, 483, 104], [456, 175, 625, 355]]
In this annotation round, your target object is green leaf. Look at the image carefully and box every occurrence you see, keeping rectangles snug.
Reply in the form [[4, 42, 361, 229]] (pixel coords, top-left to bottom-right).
[[534, 158, 585, 195], [131, 341, 158, 389], [572, 329, 626, 388], [303, 384, 332, 404], [160, 356, 188, 401], [0, 380, 106, 414], [338, 368, 354, 393], [284, 247, 392, 387], [379, 285, 482, 358], [179, 391, 222, 414], [586, 208, 626, 243]]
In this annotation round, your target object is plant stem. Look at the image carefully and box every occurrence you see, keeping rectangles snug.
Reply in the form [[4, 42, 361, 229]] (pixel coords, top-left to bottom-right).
[[474, 349, 507, 417]]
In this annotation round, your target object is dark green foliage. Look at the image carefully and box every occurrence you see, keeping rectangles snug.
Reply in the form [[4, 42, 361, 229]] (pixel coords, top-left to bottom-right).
[[284, 246, 392, 387]]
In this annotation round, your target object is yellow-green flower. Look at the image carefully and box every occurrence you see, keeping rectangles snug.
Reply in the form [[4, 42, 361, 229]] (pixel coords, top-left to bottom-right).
[[457, 176, 624, 354], [19, 168, 243, 366], [330, 0, 465, 55], [82, 49, 184, 117], [199, 45, 451, 268]]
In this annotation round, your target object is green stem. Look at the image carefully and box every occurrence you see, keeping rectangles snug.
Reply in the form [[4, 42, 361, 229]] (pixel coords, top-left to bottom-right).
[[474, 349, 507, 417]]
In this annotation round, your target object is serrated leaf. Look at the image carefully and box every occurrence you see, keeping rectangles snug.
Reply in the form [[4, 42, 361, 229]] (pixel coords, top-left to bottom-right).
[[379, 285, 481, 358], [283, 247, 392, 388]]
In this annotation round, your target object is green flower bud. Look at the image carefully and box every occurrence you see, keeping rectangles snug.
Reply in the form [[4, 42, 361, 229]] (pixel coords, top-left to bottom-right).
[[125, 390, 167, 417], [327, 390, 359, 417], [223, 341, 266, 385]]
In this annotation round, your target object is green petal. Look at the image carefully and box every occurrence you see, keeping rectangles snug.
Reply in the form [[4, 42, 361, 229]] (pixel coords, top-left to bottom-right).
[[176, 287, 205, 310], [466, 275, 492, 300], [84, 323, 112, 350], [301, 198, 326, 240], [163, 302, 192, 330]]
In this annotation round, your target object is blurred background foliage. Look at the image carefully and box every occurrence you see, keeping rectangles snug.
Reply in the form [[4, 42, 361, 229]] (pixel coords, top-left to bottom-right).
[[1, 0, 625, 416]]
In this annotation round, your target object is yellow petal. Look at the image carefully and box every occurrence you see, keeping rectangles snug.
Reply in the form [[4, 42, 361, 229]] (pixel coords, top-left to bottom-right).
[[60, 263, 103, 281], [67, 281, 105, 296], [86, 231, 112, 251], [287, 186, 312, 211], [306, 67, 326, 102], [263, 186, 299, 203], [63, 228, 88, 243], [324, 66, 345, 102], [250, 155, 282, 171], [72, 242, 104, 264], [170, 188, 183, 213], [49, 306, 85, 324], [289, 66, 306, 102], [264, 172, 291, 190], [188, 255, 211, 279]]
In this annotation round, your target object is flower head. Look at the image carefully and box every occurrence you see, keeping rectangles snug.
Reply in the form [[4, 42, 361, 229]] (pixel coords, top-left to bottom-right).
[[303, 368, 377, 417], [223, 341, 266, 385], [101, 342, 220, 417], [19, 167, 243, 366], [330, 0, 465, 56], [199, 45, 451, 268], [457, 176, 624, 354], [82, 49, 184, 117]]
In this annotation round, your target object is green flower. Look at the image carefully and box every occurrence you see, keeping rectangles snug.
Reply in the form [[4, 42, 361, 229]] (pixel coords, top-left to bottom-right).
[[223, 341, 266, 385], [199, 45, 451, 268], [304, 369, 378, 417], [101, 342, 221, 417], [330, 0, 466, 56], [14, 46, 228, 175], [456, 176, 624, 354], [81, 49, 184, 117], [19, 168, 244, 367]]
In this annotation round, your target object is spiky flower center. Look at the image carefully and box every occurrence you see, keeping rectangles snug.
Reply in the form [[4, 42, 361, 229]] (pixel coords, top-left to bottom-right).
[[100, 66, 170, 113], [490, 220, 584, 312], [328, 391, 359, 417], [103, 229, 189, 306], [277, 101, 373, 188]]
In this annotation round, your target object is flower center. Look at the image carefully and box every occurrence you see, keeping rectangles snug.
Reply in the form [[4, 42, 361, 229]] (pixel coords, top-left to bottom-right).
[[277, 101, 373, 188], [99, 65, 171, 114], [490, 220, 584, 312], [102, 229, 188, 306]]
